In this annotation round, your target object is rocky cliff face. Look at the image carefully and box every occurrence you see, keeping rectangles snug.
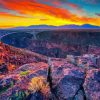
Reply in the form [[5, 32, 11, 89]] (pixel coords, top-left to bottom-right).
[[36, 30, 100, 46], [1, 30, 100, 57]]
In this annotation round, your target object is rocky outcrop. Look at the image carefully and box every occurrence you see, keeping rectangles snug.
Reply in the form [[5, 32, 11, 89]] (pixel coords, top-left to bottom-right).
[[84, 69, 100, 100], [0, 60, 100, 100], [52, 64, 85, 100], [0, 42, 47, 73], [50, 62, 100, 100], [54, 75, 84, 99]]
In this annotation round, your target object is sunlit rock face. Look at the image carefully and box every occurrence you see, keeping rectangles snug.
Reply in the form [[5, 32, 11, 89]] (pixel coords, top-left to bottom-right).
[[0, 42, 47, 74], [84, 69, 100, 100]]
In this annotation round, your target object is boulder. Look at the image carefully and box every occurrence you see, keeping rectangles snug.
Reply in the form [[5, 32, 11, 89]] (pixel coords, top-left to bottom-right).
[[84, 69, 100, 100], [54, 75, 84, 99]]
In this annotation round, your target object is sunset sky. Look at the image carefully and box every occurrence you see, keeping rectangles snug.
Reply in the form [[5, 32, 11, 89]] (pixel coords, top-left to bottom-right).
[[0, 0, 100, 28]]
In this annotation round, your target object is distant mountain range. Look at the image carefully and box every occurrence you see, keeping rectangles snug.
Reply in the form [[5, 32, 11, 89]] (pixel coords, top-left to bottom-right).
[[3, 24, 100, 30], [59, 24, 100, 29]]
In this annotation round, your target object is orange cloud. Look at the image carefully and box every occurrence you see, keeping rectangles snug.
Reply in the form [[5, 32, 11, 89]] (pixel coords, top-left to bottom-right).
[[0, 0, 76, 20], [0, 12, 30, 18]]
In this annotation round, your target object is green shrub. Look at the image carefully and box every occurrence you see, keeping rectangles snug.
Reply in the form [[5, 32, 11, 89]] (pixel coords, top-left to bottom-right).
[[20, 71, 29, 76]]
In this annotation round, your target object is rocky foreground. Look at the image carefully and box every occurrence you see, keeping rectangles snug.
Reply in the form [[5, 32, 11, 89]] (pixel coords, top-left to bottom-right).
[[0, 42, 100, 100]]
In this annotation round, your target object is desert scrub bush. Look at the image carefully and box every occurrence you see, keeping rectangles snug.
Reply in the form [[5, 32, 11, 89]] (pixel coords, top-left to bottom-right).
[[28, 76, 50, 96]]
